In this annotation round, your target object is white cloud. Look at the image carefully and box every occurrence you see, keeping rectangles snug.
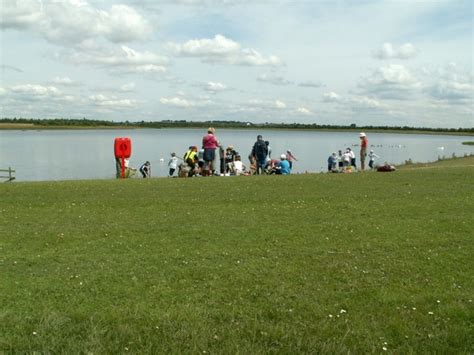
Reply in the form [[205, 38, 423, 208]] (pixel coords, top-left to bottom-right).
[[120, 82, 136, 92], [0, 87, 6, 96], [296, 107, 311, 115], [427, 64, 474, 103], [160, 97, 193, 108], [322, 92, 341, 102], [205, 81, 226, 92], [169, 34, 282, 67], [1, 1, 152, 45], [348, 96, 383, 109], [359, 64, 422, 99], [257, 74, 293, 86], [247, 98, 287, 110], [0, 0, 43, 30], [275, 100, 286, 109], [51, 76, 77, 86], [11, 84, 60, 96], [69, 45, 168, 73], [375, 43, 417, 60], [90, 94, 138, 109]]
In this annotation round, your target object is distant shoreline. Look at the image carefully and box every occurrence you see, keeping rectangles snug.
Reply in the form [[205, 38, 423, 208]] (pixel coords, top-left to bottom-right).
[[1, 123, 473, 136]]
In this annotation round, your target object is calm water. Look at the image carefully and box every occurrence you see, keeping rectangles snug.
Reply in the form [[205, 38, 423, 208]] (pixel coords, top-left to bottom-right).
[[0, 128, 472, 181]]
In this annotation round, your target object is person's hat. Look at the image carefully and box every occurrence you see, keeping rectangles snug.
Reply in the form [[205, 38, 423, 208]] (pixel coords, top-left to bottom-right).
[[257, 134, 262, 139], [370, 150, 374, 153], [360, 132, 366, 137], [280, 154, 286, 160], [227, 145, 233, 150], [332, 152, 337, 156], [208, 127, 215, 133], [171, 152, 176, 156]]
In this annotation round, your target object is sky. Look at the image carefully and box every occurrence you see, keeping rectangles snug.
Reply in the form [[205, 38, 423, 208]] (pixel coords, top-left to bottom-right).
[[0, 0, 473, 128]]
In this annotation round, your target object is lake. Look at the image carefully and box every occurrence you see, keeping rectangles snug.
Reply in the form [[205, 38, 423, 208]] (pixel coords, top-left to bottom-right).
[[0, 128, 472, 181]]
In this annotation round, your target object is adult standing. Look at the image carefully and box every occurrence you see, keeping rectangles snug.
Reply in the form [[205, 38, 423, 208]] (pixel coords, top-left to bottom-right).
[[202, 127, 219, 175], [251, 134, 268, 175], [359, 132, 368, 171]]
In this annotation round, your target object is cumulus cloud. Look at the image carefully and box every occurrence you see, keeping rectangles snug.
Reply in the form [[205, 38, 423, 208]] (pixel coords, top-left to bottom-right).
[[247, 98, 287, 109], [120, 82, 136, 92], [359, 64, 421, 99], [348, 96, 383, 109], [374, 43, 417, 60], [160, 96, 214, 108], [90, 94, 138, 109], [257, 74, 293, 86], [322, 92, 341, 102], [51, 76, 78, 86], [169, 34, 282, 67], [11, 83, 61, 96], [296, 107, 312, 115], [6, 83, 75, 102], [0, 87, 6, 95], [427, 63, 474, 103], [0, 1, 152, 45], [68, 45, 168, 73], [205, 81, 227, 92]]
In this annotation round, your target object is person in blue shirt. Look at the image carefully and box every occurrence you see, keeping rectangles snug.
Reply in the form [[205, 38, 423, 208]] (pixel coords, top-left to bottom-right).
[[275, 154, 291, 175]]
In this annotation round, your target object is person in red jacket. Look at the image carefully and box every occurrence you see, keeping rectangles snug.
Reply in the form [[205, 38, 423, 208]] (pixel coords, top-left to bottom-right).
[[360, 132, 368, 171]]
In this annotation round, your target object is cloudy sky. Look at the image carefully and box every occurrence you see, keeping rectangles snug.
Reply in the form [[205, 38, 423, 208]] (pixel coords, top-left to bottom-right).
[[0, 0, 472, 127]]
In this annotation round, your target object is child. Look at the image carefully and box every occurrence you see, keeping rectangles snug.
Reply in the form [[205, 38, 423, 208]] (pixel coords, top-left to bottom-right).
[[139, 161, 151, 178], [168, 153, 178, 176], [327, 152, 338, 172], [368, 150, 379, 169], [231, 155, 247, 175]]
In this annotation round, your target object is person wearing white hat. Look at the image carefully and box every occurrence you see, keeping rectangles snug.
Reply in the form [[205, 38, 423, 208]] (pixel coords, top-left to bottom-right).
[[275, 154, 291, 175], [359, 132, 368, 171]]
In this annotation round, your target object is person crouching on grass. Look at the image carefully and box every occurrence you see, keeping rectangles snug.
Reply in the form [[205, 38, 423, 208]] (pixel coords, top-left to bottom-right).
[[275, 154, 291, 175]]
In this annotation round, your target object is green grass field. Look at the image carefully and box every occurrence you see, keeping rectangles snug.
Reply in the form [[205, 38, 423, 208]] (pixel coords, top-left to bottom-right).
[[1, 157, 473, 353]]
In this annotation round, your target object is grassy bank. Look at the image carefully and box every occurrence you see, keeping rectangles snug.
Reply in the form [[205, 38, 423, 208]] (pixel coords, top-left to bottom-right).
[[1, 158, 473, 353]]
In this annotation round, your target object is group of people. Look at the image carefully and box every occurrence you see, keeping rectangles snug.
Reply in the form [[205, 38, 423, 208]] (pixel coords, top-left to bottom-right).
[[327, 132, 379, 172], [175, 129, 296, 177], [117, 129, 383, 179]]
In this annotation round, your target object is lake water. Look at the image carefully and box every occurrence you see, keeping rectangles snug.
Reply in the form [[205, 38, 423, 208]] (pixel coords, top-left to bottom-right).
[[0, 128, 472, 181]]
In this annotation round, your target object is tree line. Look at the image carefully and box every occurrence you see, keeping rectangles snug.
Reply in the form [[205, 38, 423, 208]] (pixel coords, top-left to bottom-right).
[[1, 117, 473, 133]]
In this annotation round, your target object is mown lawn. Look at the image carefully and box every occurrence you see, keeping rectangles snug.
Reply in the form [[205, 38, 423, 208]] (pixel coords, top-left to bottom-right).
[[1, 158, 473, 353]]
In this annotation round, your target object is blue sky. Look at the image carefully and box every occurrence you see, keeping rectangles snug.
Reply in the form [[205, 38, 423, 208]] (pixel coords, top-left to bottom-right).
[[0, 0, 472, 127]]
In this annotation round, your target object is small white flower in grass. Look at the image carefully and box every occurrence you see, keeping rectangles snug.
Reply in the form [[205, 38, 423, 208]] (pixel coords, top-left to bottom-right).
[[382, 346, 387, 351], [412, 307, 416, 310], [328, 314, 333, 318], [428, 311, 434, 315], [437, 300, 441, 304], [32, 331, 37, 336], [340, 309, 347, 314]]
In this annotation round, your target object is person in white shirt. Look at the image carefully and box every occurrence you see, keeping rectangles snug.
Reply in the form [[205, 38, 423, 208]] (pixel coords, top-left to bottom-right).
[[368, 150, 380, 169], [342, 149, 351, 168], [347, 148, 356, 169], [231, 155, 247, 175], [168, 153, 179, 176]]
